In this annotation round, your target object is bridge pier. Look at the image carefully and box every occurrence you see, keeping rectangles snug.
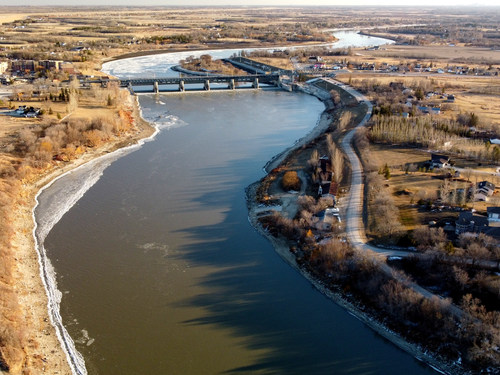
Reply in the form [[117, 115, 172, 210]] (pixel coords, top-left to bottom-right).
[[114, 72, 281, 93], [127, 82, 134, 94]]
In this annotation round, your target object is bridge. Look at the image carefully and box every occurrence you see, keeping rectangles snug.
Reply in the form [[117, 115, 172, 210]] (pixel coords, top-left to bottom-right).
[[224, 57, 292, 76], [87, 73, 283, 93]]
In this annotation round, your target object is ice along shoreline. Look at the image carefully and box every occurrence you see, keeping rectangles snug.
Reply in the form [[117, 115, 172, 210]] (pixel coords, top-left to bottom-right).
[[31, 30, 395, 374], [30, 97, 157, 375]]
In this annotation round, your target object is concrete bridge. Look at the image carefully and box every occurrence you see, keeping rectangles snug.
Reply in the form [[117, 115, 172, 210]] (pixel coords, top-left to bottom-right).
[[89, 73, 282, 93], [224, 57, 292, 77]]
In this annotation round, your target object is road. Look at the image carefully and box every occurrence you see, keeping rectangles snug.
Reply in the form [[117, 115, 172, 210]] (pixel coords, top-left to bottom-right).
[[322, 78, 409, 258], [321, 78, 466, 312]]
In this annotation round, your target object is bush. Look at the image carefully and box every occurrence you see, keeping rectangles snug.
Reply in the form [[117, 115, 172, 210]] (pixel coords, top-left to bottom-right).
[[282, 171, 301, 191]]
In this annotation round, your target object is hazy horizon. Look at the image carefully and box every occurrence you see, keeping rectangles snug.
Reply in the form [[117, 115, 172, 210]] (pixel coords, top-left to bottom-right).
[[1, 1, 499, 7]]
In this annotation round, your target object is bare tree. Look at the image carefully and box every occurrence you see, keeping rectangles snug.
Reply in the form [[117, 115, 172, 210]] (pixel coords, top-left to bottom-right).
[[332, 148, 343, 184], [338, 111, 352, 132], [308, 149, 319, 171], [439, 178, 452, 204], [463, 167, 473, 183]]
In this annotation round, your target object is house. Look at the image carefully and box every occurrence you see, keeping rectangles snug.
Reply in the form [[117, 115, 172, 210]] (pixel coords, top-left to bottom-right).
[[455, 211, 488, 234], [490, 138, 500, 145], [308, 56, 323, 63], [14, 105, 26, 115], [478, 181, 495, 196], [446, 95, 455, 102], [318, 180, 338, 202], [318, 156, 332, 183], [315, 207, 341, 231], [417, 106, 441, 115], [474, 191, 489, 202], [430, 153, 450, 169], [487, 207, 500, 227], [474, 181, 496, 201]]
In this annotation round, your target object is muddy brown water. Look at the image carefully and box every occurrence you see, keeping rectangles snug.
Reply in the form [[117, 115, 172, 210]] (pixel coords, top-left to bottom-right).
[[39, 90, 439, 375]]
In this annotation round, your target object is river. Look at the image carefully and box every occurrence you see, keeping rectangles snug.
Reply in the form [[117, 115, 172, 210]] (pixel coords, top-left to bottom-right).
[[37, 31, 437, 375]]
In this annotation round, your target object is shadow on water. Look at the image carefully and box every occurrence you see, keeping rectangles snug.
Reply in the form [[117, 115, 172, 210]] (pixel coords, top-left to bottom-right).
[[45, 90, 437, 375], [172, 158, 435, 375]]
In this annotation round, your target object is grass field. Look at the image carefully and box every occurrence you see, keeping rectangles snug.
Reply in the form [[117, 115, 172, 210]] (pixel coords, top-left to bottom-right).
[[368, 144, 500, 232]]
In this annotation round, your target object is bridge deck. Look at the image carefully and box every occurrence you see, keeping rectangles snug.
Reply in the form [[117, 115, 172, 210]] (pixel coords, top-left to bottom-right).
[[86, 73, 280, 88]]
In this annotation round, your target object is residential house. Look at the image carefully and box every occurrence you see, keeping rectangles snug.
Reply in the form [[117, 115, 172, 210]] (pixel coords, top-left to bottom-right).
[[474, 181, 495, 201], [455, 211, 488, 234], [417, 106, 441, 115], [456, 208, 500, 240], [308, 56, 323, 63], [318, 181, 338, 202], [430, 154, 450, 169], [315, 207, 340, 231], [487, 207, 500, 227]]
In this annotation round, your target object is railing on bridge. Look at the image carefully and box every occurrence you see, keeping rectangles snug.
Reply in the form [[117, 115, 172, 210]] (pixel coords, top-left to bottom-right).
[[86, 73, 282, 93]]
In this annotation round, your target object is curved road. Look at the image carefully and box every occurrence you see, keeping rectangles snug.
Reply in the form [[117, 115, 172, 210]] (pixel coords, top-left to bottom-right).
[[324, 78, 409, 258], [323, 78, 466, 308]]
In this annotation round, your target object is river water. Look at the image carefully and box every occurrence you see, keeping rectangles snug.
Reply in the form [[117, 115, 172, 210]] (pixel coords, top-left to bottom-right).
[[37, 32, 437, 374]]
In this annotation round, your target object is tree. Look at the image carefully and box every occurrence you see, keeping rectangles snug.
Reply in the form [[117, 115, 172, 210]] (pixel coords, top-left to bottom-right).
[[332, 148, 343, 184], [308, 149, 319, 171], [469, 112, 479, 128], [463, 167, 473, 182], [380, 163, 391, 180], [415, 87, 424, 100], [67, 91, 78, 113], [282, 171, 301, 191], [412, 227, 447, 252], [326, 134, 344, 183], [338, 111, 352, 132], [439, 178, 452, 204]]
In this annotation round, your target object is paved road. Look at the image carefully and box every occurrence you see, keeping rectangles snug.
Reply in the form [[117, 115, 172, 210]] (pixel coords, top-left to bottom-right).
[[321, 78, 466, 314], [322, 78, 409, 258]]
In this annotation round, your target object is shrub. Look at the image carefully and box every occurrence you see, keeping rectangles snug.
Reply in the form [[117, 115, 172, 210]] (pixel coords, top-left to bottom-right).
[[282, 171, 301, 191]]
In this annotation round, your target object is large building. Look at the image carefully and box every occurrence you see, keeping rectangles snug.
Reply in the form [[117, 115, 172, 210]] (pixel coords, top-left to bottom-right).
[[10, 59, 63, 73]]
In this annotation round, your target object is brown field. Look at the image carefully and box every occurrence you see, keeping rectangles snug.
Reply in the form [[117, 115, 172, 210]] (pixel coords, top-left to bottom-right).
[[252, 57, 294, 70], [336, 72, 500, 128], [361, 44, 500, 66], [368, 144, 500, 231]]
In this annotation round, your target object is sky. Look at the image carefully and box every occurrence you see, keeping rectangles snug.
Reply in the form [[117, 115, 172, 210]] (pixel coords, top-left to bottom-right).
[[1, 0, 499, 6]]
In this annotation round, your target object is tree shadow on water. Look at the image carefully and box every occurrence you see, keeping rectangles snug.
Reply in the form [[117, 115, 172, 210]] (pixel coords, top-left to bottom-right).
[[170, 158, 432, 375]]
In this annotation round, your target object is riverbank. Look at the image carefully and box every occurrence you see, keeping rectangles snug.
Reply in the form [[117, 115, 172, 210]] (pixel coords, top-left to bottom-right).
[[5, 95, 154, 375], [245, 82, 462, 375], [105, 39, 337, 63]]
